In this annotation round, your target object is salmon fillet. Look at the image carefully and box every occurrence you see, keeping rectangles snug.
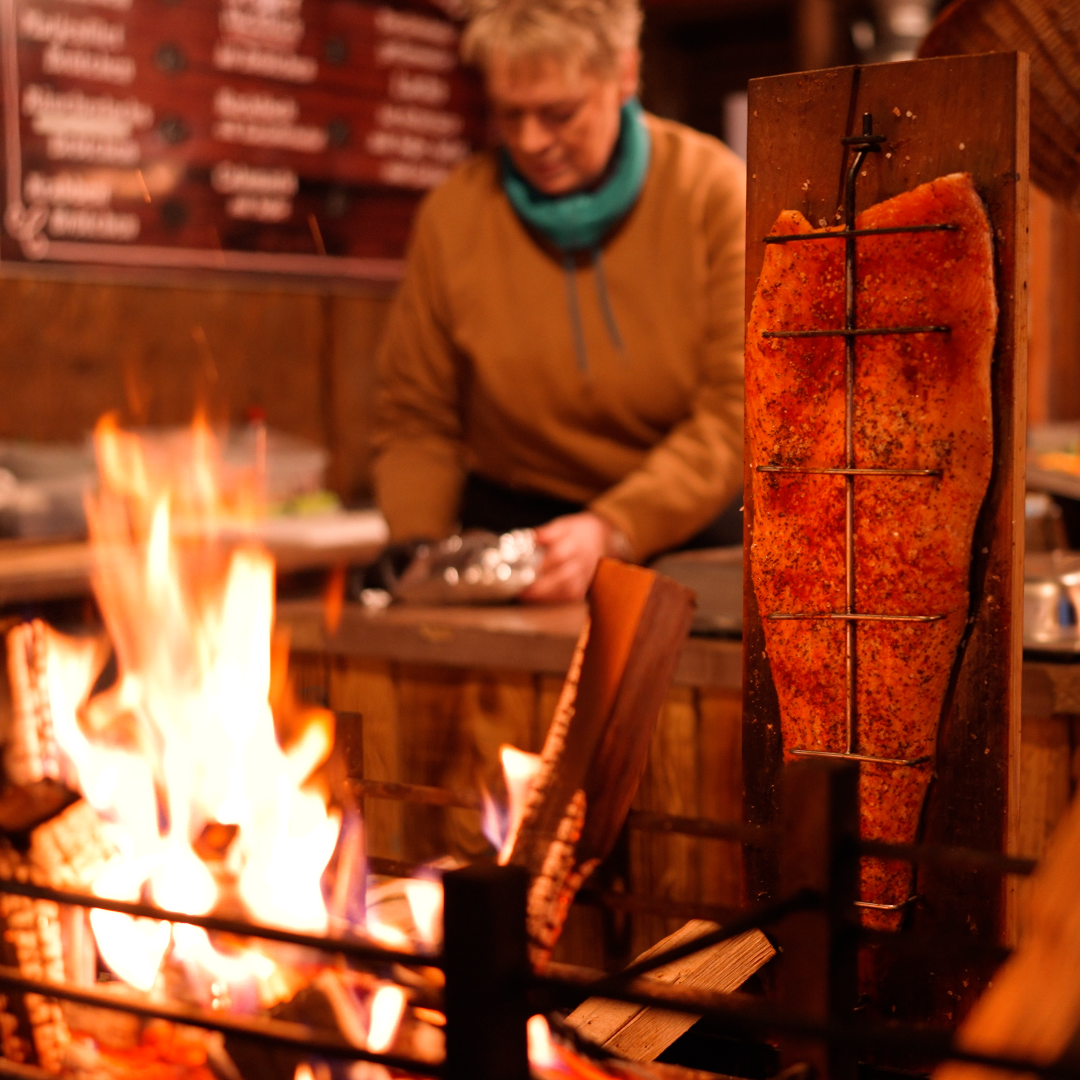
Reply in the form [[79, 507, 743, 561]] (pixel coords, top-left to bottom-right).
[[747, 173, 996, 929]]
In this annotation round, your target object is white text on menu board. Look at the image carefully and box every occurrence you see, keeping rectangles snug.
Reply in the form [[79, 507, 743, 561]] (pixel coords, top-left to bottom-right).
[[15, 0, 143, 248], [12, 0, 472, 250]]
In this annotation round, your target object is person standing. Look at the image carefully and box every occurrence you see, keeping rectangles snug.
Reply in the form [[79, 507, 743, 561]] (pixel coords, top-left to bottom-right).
[[373, 0, 746, 602]]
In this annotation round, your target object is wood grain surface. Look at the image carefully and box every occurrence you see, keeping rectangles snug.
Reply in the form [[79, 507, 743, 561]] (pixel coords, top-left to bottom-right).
[[0, 276, 391, 507], [934, 778, 1080, 1080], [921, 0, 1080, 210], [565, 922, 775, 1062], [742, 53, 1028, 1027]]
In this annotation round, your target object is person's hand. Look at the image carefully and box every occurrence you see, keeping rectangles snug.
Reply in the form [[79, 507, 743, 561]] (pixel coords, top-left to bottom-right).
[[520, 511, 628, 603]]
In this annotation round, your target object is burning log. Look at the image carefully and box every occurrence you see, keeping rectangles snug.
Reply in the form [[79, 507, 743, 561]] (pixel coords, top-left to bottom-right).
[[564, 923, 775, 1062], [4, 620, 108, 791], [0, 798, 118, 1073], [0, 616, 119, 1073], [506, 559, 696, 968]]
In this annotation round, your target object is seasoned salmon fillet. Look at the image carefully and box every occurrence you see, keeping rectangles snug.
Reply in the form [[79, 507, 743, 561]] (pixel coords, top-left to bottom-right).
[[747, 173, 996, 928]]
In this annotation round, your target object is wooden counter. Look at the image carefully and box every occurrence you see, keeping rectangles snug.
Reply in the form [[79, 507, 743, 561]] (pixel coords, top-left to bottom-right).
[[281, 598, 742, 688], [0, 521, 387, 608]]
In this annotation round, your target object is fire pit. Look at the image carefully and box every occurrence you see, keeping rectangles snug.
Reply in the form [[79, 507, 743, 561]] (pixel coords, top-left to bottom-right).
[[0, 416, 719, 1080]]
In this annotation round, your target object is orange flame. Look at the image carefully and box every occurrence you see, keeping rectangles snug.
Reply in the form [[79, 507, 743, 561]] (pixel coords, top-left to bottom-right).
[[480, 744, 543, 864], [58, 416, 341, 999]]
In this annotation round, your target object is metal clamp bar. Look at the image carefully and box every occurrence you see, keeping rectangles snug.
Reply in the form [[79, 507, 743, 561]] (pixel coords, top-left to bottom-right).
[[626, 808, 777, 845], [0, 964, 442, 1075], [764, 222, 958, 244], [790, 748, 931, 767], [351, 777, 481, 810], [0, 877, 440, 969], [762, 325, 950, 339], [854, 895, 920, 911], [858, 839, 1036, 877], [755, 465, 941, 476], [841, 132, 887, 146], [766, 612, 946, 622]]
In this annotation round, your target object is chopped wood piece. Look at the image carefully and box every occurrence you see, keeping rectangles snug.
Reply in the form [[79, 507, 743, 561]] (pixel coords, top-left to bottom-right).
[[565, 923, 775, 1062], [4, 620, 108, 790], [0, 851, 68, 1073], [27, 799, 118, 892], [507, 560, 696, 968], [0, 782, 77, 837], [0, 799, 118, 1073]]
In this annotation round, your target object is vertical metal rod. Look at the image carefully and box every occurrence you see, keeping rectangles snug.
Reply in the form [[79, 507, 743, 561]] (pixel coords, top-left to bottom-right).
[[842, 112, 874, 756]]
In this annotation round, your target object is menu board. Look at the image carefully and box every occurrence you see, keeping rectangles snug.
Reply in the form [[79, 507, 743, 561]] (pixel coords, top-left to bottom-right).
[[0, 0, 486, 280]]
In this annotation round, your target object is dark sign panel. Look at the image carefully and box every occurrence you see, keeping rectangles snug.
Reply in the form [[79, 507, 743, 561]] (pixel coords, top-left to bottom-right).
[[0, 0, 485, 279]]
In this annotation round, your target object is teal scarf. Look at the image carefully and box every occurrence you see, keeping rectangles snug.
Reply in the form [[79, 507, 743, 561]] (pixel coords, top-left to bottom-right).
[[500, 98, 651, 253]]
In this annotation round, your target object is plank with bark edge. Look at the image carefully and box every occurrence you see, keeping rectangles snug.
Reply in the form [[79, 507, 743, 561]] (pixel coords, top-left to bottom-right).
[[508, 559, 696, 969], [743, 53, 1027, 1028]]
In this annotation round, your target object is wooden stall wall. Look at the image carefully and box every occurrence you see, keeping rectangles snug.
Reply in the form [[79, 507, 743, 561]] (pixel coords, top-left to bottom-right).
[[1028, 185, 1080, 425], [289, 651, 744, 967], [0, 274, 391, 504]]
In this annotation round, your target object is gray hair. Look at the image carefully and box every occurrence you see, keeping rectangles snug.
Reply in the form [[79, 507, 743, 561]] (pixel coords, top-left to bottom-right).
[[460, 0, 642, 74]]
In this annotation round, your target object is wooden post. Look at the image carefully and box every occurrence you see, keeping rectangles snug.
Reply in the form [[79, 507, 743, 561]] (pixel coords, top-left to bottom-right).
[[443, 864, 531, 1080], [795, 0, 847, 71], [774, 759, 859, 1080]]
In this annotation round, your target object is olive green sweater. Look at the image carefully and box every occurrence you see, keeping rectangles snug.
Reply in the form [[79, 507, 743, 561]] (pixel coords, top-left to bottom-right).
[[372, 113, 746, 561]]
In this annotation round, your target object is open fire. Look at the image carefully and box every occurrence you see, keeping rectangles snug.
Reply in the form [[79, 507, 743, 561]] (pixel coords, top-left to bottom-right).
[[82, 415, 339, 1005], [35, 416, 342, 1004], [0, 417, 425, 1074], [0, 415, 701, 1079]]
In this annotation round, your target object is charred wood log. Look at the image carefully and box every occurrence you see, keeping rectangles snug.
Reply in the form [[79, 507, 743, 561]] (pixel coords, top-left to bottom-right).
[[508, 560, 696, 968], [0, 800, 118, 1074], [4, 620, 108, 790]]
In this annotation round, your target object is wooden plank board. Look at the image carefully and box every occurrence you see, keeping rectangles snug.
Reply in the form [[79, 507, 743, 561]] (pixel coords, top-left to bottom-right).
[[565, 922, 775, 1062], [325, 657, 404, 863], [934, 780, 1080, 1080], [698, 689, 744, 910], [742, 53, 1028, 1024]]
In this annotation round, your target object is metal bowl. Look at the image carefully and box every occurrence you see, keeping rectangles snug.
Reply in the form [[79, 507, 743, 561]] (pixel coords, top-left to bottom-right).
[[1024, 552, 1080, 649]]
